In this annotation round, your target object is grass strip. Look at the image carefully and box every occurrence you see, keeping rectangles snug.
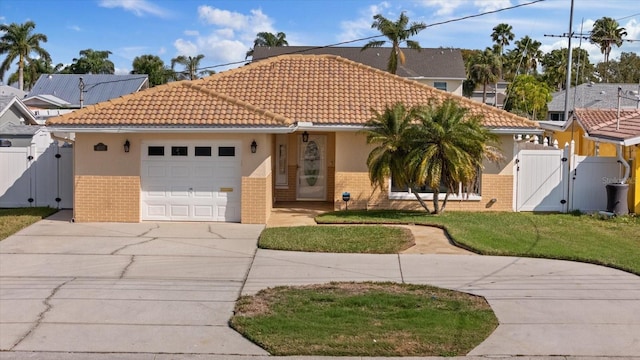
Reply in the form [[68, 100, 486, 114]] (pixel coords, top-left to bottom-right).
[[0, 207, 58, 240], [259, 225, 413, 253]]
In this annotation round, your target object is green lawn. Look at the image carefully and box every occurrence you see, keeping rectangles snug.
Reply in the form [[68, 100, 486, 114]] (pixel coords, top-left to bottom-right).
[[231, 282, 498, 356], [260, 225, 413, 253], [316, 210, 640, 275], [0, 207, 58, 240]]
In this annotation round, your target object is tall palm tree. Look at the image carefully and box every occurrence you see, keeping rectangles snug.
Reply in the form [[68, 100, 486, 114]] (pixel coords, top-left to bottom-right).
[[246, 32, 289, 59], [171, 54, 206, 80], [409, 99, 500, 213], [68, 49, 115, 74], [590, 17, 627, 70], [0, 21, 51, 91], [511, 36, 543, 75], [469, 48, 501, 104], [491, 23, 514, 56], [8, 58, 62, 91], [361, 12, 427, 74]]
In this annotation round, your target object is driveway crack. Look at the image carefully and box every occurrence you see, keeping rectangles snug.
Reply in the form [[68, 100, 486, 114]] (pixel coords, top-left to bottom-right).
[[397, 254, 405, 283], [120, 255, 136, 279], [111, 237, 157, 255], [10, 277, 76, 350]]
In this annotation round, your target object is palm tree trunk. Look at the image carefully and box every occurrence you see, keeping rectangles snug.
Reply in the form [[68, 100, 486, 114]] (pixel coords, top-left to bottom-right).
[[410, 187, 431, 213], [440, 192, 450, 214], [482, 83, 487, 104], [18, 54, 25, 91], [432, 189, 440, 214]]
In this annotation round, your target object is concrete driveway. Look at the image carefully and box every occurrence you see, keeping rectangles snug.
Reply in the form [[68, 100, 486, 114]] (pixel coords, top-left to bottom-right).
[[0, 211, 267, 356], [2, 211, 640, 359]]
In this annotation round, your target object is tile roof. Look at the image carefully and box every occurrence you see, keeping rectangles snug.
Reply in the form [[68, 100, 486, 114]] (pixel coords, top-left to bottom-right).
[[28, 74, 149, 108], [251, 46, 467, 79], [47, 55, 538, 130], [574, 108, 640, 145]]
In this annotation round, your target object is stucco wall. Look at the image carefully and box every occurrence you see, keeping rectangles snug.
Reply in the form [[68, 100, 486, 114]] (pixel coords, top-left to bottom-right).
[[333, 131, 516, 211]]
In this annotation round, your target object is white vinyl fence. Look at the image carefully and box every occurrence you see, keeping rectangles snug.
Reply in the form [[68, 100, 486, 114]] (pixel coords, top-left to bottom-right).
[[0, 143, 73, 208], [514, 138, 622, 213]]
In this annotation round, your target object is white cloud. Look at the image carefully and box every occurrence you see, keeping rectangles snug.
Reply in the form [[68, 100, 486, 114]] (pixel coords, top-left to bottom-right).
[[338, 2, 391, 43], [158, 47, 166, 55], [418, 0, 466, 16], [174, 39, 198, 57], [473, 0, 512, 13], [173, 6, 283, 70], [114, 66, 130, 75], [99, 0, 170, 18], [68, 25, 81, 32]]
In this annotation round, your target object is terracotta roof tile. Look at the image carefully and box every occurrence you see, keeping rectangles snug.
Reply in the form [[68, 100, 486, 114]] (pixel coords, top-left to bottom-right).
[[47, 55, 538, 130], [574, 108, 640, 142]]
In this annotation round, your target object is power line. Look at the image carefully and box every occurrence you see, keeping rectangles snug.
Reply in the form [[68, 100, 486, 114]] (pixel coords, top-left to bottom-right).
[[196, 0, 547, 71]]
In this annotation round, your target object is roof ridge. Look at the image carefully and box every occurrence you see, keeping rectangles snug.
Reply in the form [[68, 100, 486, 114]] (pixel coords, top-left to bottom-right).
[[182, 82, 292, 125]]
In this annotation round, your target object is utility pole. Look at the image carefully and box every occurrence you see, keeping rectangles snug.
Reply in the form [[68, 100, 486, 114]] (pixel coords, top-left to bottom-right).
[[79, 77, 85, 109], [563, 0, 575, 123]]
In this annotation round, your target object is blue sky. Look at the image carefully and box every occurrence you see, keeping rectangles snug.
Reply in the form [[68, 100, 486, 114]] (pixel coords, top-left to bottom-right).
[[1, 0, 639, 79]]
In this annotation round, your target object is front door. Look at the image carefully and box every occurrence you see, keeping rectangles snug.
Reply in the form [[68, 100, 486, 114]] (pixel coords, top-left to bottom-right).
[[297, 134, 326, 200]]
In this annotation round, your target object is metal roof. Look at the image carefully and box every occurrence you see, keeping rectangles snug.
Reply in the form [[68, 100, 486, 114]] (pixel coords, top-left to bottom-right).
[[0, 122, 40, 136], [548, 83, 640, 111], [251, 46, 467, 79], [27, 74, 149, 107]]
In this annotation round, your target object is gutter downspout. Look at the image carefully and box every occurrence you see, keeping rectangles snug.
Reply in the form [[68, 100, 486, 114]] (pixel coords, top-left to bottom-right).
[[616, 145, 631, 184]]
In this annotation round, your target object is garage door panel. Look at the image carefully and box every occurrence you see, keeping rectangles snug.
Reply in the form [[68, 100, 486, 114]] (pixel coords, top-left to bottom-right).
[[141, 142, 241, 222]]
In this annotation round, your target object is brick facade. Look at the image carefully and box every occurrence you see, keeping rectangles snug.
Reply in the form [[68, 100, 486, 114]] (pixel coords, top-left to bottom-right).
[[241, 175, 272, 224], [74, 175, 140, 222], [333, 171, 514, 212]]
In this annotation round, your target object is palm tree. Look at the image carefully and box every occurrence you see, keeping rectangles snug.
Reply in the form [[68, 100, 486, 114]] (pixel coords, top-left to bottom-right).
[[68, 49, 115, 74], [246, 32, 289, 59], [410, 99, 500, 213], [491, 23, 514, 56], [361, 12, 427, 74], [0, 21, 51, 91], [8, 58, 62, 90], [590, 17, 627, 72], [364, 102, 432, 212], [363, 101, 500, 214], [171, 54, 206, 80], [132, 54, 171, 86], [468, 48, 501, 104], [511, 36, 543, 75]]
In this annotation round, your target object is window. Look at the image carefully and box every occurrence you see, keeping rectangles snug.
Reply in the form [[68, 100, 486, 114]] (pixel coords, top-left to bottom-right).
[[549, 113, 564, 121], [389, 173, 481, 200], [218, 146, 235, 157], [434, 82, 447, 91], [148, 146, 164, 156], [195, 146, 212, 157], [171, 146, 188, 156]]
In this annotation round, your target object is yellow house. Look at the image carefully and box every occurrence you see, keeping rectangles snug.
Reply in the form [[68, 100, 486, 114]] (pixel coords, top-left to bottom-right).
[[46, 54, 542, 224], [542, 108, 640, 213]]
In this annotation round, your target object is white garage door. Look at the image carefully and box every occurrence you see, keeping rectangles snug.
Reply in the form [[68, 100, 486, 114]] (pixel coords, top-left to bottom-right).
[[141, 142, 241, 222]]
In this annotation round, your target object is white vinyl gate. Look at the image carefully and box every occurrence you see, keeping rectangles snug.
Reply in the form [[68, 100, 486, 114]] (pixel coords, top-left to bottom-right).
[[515, 140, 624, 213], [0, 144, 73, 208], [515, 148, 569, 212], [570, 155, 622, 212]]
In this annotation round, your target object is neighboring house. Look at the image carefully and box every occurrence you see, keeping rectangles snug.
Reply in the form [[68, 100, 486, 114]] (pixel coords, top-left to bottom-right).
[[0, 85, 27, 99], [251, 46, 467, 96], [24, 74, 149, 124], [46, 54, 541, 224], [540, 83, 640, 156], [470, 80, 508, 108], [546, 83, 640, 122], [0, 95, 50, 148], [572, 108, 639, 213]]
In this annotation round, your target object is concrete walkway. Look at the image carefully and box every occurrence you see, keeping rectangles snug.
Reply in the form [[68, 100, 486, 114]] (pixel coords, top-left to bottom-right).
[[1, 211, 639, 359]]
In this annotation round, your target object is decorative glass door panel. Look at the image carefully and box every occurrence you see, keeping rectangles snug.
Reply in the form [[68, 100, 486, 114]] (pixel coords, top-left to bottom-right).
[[297, 135, 326, 200]]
